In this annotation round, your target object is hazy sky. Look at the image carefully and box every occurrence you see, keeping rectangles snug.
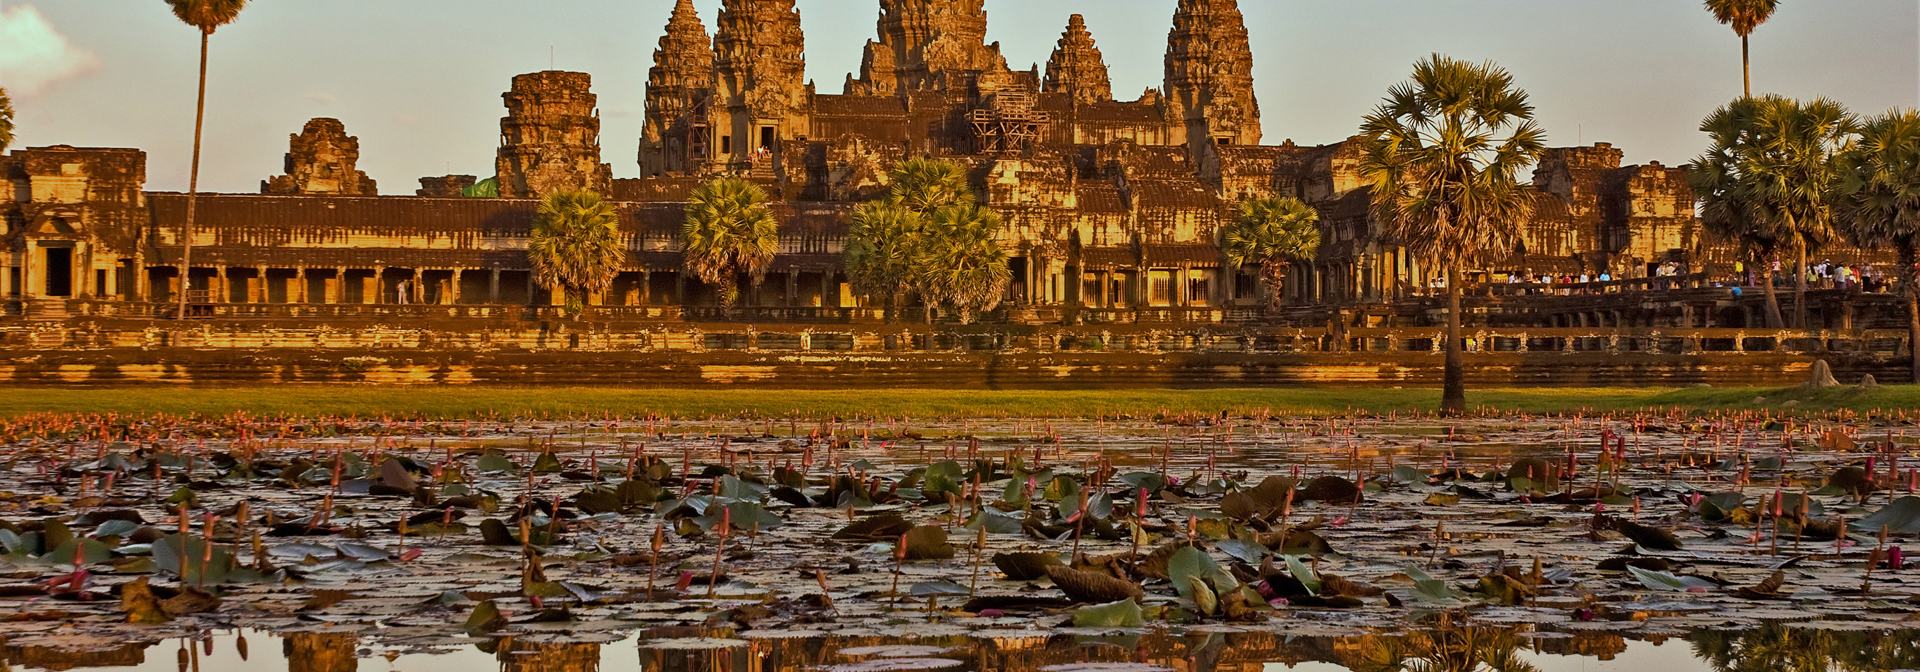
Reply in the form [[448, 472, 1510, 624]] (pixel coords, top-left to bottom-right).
[[4, 0, 1916, 195]]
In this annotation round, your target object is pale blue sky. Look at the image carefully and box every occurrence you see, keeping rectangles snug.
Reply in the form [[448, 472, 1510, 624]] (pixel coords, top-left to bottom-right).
[[5, 0, 1916, 195]]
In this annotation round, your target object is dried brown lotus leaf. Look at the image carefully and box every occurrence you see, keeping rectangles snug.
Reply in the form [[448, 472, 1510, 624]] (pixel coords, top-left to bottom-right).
[[834, 514, 913, 541], [901, 526, 955, 560], [1298, 476, 1360, 503], [1045, 564, 1143, 604], [991, 552, 1061, 581]]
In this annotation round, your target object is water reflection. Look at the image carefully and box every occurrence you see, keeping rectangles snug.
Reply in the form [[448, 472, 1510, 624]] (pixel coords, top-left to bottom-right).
[[3, 625, 1917, 672]]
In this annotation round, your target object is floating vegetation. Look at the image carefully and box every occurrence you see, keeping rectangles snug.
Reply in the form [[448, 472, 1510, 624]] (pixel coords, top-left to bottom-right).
[[0, 409, 1910, 671]]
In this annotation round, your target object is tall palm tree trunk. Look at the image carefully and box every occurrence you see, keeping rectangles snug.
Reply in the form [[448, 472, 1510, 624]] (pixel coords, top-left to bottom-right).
[[1742, 35, 1751, 98], [1794, 245, 1808, 329], [1441, 266, 1466, 415], [1904, 245, 1919, 384], [1760, 263, 1784, 328], [177, 30, 210, 319]]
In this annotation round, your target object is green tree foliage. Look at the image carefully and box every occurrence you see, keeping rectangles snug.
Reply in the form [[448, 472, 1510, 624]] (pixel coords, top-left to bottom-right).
[[919, 204, 1011, 323], [1688, 95, 1854, 329], [1834, 109, 1920, 382], [1223, 196, 1322, 310], [0, 86, 14, 153], [682, 177, 779, 317], [1360, 54, 1546, 415], [164, 0, 249, 318], [843, 202, 924, 321], [843, 157, 1009, 323], [1702, 0, 1781, 98], [527, 190, 624, 318]]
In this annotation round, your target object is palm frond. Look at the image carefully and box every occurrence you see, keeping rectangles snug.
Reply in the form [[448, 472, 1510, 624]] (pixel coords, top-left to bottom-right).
[[1358, 54, 1545, 272], [682, 177, 780, 312], [165, 0, 249, 32], [1703, 0, 1781, 37], [527, 189, 624, 316], [0, 86, 13, 154]]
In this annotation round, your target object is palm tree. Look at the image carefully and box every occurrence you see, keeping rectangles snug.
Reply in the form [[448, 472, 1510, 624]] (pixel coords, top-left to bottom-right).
[[1834, 109, 1920, 382], [843, 202, 924, 322], [843, 156, 989, 322], [165, 0, 250, 318], [1359, 55, 1547, 415], [527, 189, 624, 318], [1223, 196, 1322, 311], [1688, 95, 1854, 329], [0, 86, 14, 152], [917, 204, 1011, 324], [1702, 0, 1782, 98], [682, 177, 778, 318], [887, 156, 974, 214]]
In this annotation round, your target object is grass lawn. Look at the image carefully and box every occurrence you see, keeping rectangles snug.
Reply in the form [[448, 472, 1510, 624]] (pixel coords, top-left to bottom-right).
[[0, 384, 1913, 419]]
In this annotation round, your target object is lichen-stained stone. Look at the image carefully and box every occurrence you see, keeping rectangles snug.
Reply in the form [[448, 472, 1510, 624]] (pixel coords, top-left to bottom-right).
[[639, 0, 715, 177], [261, 118, 377, 197], [495, 71, 614, 199]]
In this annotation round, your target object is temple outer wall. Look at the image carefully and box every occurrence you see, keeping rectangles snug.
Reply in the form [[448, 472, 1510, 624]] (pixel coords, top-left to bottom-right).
[[0, 321, 1902, 387]]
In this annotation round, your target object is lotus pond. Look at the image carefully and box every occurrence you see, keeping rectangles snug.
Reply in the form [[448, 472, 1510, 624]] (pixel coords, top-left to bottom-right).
[[0, 409, 1918, 671]]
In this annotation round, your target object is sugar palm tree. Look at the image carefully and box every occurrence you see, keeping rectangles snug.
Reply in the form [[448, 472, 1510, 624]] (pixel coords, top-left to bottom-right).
[[918, 204, 1010, 324], [527, 189, 624, 318], [843, 201, 924, 322], [1223, 196, 1322, 310], [1834, 109, 1920, 382], [1360, 55, 1546, 415], [0, 86, 14, 152], [165, 0, 249, 318], [1703, 0, 1781, 98], [1689, 95, 1854, 329], [682, 177, 778, 318], [887, 156, 974, 214]]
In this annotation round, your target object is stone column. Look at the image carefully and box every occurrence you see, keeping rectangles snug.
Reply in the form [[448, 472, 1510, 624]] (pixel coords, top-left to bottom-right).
[[786, 271, 799, 307], [216, 266, 230, 303], [411, 269, 424, 304], [489, 269, 502, 304], [296, 267, 309, 303], [452, 269, 465, 305], [253, 266, 267, 303], [639, 270, 653, 306]]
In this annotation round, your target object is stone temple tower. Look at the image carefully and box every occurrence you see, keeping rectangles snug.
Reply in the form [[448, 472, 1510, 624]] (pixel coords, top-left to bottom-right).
[[854, 0, 1009, 94], [1044, 14, 1113, 106], [1164, 0, 1261, 147], [261, 118, 377, 196], [495, 71, 614, 199], [712, 0, 810, 168], [639, 0, 714, 177]]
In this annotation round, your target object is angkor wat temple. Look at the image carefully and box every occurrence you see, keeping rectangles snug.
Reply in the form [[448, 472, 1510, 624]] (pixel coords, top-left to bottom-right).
[[0, 0, 1890, 335]]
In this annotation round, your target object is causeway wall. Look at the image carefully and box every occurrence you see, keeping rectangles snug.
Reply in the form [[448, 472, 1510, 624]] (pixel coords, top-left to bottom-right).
[[0, 318, 1905, 388]]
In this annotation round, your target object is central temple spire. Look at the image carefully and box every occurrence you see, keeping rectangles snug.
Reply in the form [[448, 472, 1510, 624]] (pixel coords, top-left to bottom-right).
[[713, 0, 809, 165], [1164, 0, 1261, 146], [852, 0, 1009, 94]]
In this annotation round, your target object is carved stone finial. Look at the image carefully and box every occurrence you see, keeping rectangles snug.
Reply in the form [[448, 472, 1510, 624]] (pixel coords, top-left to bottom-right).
[[261, 118, 377, 196], [1044, 14, 1112, 105]]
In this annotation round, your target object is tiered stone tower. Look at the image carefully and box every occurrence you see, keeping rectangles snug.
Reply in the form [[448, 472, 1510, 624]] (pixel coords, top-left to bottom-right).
[[854, 0, 1010, 94], [639, 0, 714, 177], [1044, 14, 1112, 106], [495, 71, 613, 199], [1164, 0, 1261, 147], [261, 118, 377, 196], [713, 0, 809, 167]]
